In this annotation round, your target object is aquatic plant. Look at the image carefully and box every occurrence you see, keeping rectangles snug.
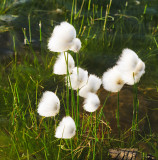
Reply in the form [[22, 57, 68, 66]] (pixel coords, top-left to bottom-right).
[[37, 91, 60, 117]]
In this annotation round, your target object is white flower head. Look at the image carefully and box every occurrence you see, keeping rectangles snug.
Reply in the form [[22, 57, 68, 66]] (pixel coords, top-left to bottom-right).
[[55, 22, 76, 42], [116, 48, 139, 73], [48, 35, 70, 52], [37, 91, 60, 117], [55, 116, 76, 139], [116, 48, 145, 85], [48, 21, 81, 52], [67, 67, 88, 90], [69, 38, 81, 53], [83, 93, 100, 112], [79, 74, 102, 98], [122, 59, 145, 85], [102, 66, 125, 92], [53, 52, 75, 75]]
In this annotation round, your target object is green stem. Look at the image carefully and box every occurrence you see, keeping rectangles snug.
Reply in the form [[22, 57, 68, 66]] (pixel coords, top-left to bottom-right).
[[116, 91, 120, 135], [28, 14, 31, 43], [70, 0, 75, 24], [39, 20, 42, 42], [57, 139, 62, 160], [64, 52, 70, 116], [70, 139, 74, 160]]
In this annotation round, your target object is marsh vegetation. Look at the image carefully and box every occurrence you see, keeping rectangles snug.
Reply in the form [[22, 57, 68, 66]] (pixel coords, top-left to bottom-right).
[[0, 0, 158, 159]]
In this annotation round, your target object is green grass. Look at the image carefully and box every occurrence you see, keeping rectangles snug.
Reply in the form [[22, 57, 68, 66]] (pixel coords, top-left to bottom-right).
[[0, 0, 158, 159]]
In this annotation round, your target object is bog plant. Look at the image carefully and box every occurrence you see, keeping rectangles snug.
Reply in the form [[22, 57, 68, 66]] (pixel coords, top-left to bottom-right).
[[37, 21, 146, 159]]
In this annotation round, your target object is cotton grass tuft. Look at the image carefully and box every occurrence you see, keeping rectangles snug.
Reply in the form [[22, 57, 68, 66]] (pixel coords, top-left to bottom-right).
[[67, 67, 88, 90], [83, 93, 100, 112], [55, 116, 76, 139], [48, 21, 81, 52], [53, 52, 75, 75], [79, 74, 102, 98], [37, 91, 60, 117], [116, 48, 145, 85], [69, 38, 81, 53], [102, 66, 125, 92]]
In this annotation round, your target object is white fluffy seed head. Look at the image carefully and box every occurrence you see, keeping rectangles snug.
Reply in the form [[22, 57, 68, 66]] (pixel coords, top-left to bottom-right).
[[88, 74, 102, 92], [67, 67, 88, 90], [102, 66, 125, 92], [79, 85, 89, 98], [48, 21, 81, 52], [53, 52, 75, 75], [83, 93, 100, 112], [37, 91, 60, 117], [122, 59, 145, 85], [55, 116, 76, 139], [79, 74, 102, 98], [116, 48, 145, 85], [48, 35, 71, 52], [117, 48, 139, 73], [69, 38, 81, 53], [56, 22, 76, 42]]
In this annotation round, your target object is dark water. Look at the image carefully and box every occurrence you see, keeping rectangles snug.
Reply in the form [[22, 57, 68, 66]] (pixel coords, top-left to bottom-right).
[[0, 0, 158, 159]]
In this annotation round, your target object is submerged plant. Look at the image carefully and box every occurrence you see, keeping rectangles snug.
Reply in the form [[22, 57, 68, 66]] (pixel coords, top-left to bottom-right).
[[37, 91, 60, 117], [55, 116, 76, 139], [48, 21, 81, 52], [53, 52, 75, 75]]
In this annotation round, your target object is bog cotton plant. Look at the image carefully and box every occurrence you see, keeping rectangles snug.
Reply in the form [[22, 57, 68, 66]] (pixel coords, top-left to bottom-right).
[[67, 67, 88, 90], [53, 52, 75, 75], [102, 66, 125, 92], [55, 116, 76, 139], [83, 93, 100, 112], [116, 48, 145, 85], [48, 21, 81, 53], [37, 91, 60, 117], [79, 74, 102, 98]]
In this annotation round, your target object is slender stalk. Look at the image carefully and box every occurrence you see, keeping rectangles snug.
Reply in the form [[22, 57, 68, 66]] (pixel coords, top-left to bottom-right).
[[97, 93, 110, 128], [70, 139, 74, 160], [78, 15, 84, 36], [136, 99, 139, 130], [28, 14, 31, 43], [57, 139, 62, 160], [75, 0, 77, 16], [103, 0, 112, 31], [39, 20, 42, 42], [93, 111, 97, 160], [76, 53, 79, 142], [116, 91, 120, 135], [64, 52, 70, 115], [132, 75, 138, 138], [13, 36, 17, 65], [88, 0, 91, 11], [101, 5, 103, 18], [70, 0, 75, 24]]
